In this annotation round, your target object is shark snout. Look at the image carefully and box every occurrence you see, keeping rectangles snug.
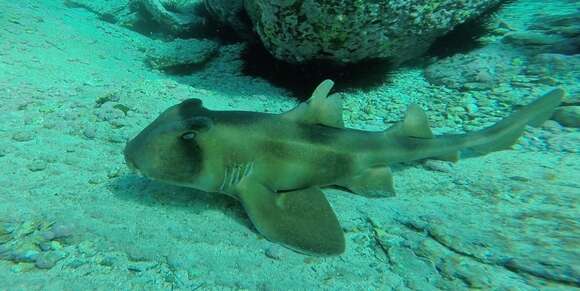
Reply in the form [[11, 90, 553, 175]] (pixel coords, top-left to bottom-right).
[[123, 140, 139, 173]]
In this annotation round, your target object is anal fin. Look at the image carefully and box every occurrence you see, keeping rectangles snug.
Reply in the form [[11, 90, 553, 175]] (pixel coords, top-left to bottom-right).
[[339, 166, 395, 197], [236, 177, 345, 256]]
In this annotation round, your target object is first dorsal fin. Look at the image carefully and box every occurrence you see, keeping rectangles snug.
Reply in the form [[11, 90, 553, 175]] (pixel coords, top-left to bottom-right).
[[281, 80, 344, 128], [402, 104, 433, 138]]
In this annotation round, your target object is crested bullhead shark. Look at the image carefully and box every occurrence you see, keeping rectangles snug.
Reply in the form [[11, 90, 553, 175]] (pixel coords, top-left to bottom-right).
[[123, 80, 564, 256]]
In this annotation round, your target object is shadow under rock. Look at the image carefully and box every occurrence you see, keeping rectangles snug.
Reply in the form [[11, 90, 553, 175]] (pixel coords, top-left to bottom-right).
[[241, 42, 396, 100], [109, 174, 253, 230]]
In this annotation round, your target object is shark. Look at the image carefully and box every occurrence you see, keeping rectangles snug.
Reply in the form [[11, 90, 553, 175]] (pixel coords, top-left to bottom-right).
[[123, 80, 564, 256]]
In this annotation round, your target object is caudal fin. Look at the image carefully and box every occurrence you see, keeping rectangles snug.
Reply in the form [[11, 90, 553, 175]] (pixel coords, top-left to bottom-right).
[[467, 88, 565, 153]]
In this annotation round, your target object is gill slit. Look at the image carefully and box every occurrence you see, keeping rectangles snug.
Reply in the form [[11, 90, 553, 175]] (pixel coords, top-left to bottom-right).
[[219, 161, 255, 192]]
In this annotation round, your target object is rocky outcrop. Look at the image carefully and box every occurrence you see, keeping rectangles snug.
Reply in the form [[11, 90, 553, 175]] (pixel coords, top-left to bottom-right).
[[243, 0, 506, 64]]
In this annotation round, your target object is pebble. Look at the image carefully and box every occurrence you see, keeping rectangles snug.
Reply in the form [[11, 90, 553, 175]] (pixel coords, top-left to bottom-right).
[[83, 127, 97, 139], [99, 255, 117, 267], [423, 160, 453, 173], [42, 120, 57, 129], [264, 246, 284, 260], [35, 250, 67, 269], [11, 263, 35, 273], [77, 240, 97, 257], [50, 222, 75, 239], [127, 261, 157, 272], [541, 120, 563, 133], [11, 249, 40, 263], [12, 131, 34, 142], [107, 133, 125, 143], [27, 159, 47, 172], [67, 259, 86, 269], [502, 31, 563, 46]]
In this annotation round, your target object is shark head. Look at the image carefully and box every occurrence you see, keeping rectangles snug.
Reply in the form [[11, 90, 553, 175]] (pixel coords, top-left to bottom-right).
[[124, 99, 213, 186]]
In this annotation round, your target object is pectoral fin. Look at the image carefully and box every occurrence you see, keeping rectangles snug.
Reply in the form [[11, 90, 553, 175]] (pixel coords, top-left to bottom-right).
[[236, 177, 345, 256]]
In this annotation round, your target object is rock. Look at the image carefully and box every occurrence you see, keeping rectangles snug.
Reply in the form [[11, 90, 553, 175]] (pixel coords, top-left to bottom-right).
[[387, 245, 443, 289], [503, 12, 580, 55], [204, 0, 251, 38], [48, 222, 75, 239], [502, 31, 565, 46], [82, 126, 97, 139], [552, 106, 580, 128], [425, 45, 521, 90], [529, 13, 580, 37], [35, 251, 67, 269], [264, 246, 284, 260], [136, 0, 205, 34], [77, 240, 97, 257], [127, 261, 157, 272], [243, 0, 505, 64], [10, 250, 40, 263], [12, 131, 34, 142], [27, 159, 48, 172], [146, 38, 218, 69], [64, 0, 136, 24], [525, 53, 580, 79], [423, 160, 453, 173]]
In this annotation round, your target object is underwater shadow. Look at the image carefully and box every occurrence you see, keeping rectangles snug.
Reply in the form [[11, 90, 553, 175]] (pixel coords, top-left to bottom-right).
[[109, 174, 253, 230], [240, 42, 396, 100]]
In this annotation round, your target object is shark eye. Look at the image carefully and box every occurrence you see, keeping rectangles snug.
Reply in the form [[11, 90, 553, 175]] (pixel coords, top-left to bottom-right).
[[181, 131, 197, 140]]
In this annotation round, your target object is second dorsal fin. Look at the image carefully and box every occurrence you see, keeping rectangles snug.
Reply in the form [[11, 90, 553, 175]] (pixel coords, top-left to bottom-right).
[[281, 80, 344, 128], [388, 104, 459, 162]]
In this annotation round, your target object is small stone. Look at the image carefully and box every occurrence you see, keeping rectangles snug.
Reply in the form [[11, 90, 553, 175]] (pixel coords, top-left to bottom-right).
[[509, 176, 530, 182], [12, 250, 40, 263], [541, 120, 563, 133], [50, 222, 74, 239], [67, 259, 86, 269], [83, 127, 97, 139], [12, 131, 34, 142], [35, 251, 67, 269], [88, 176, 104, 184], [503, 31, 564, 46], [38, 241, 52, 251], [423, 160, 453, 173], [78, 240, 97, 257], [43, 120, 57, 129], [107, 133, 125, 143], [11, 263, 35, 273], [127, 261, 157, 272], [99, 255, 116, 267], [50, 241, 63, 250], [264, 246, 284, 260], [27, 159, 47, 172], [107, 167, 122, 179]]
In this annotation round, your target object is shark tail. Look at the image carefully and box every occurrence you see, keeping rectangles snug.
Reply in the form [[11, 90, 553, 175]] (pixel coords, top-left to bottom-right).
[[384, 88, 565, 163], [462, 88, 564, 154]]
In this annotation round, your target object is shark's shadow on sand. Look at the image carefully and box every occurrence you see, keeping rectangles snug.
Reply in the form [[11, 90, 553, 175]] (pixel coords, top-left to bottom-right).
[[108, 174, 254, 231]]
